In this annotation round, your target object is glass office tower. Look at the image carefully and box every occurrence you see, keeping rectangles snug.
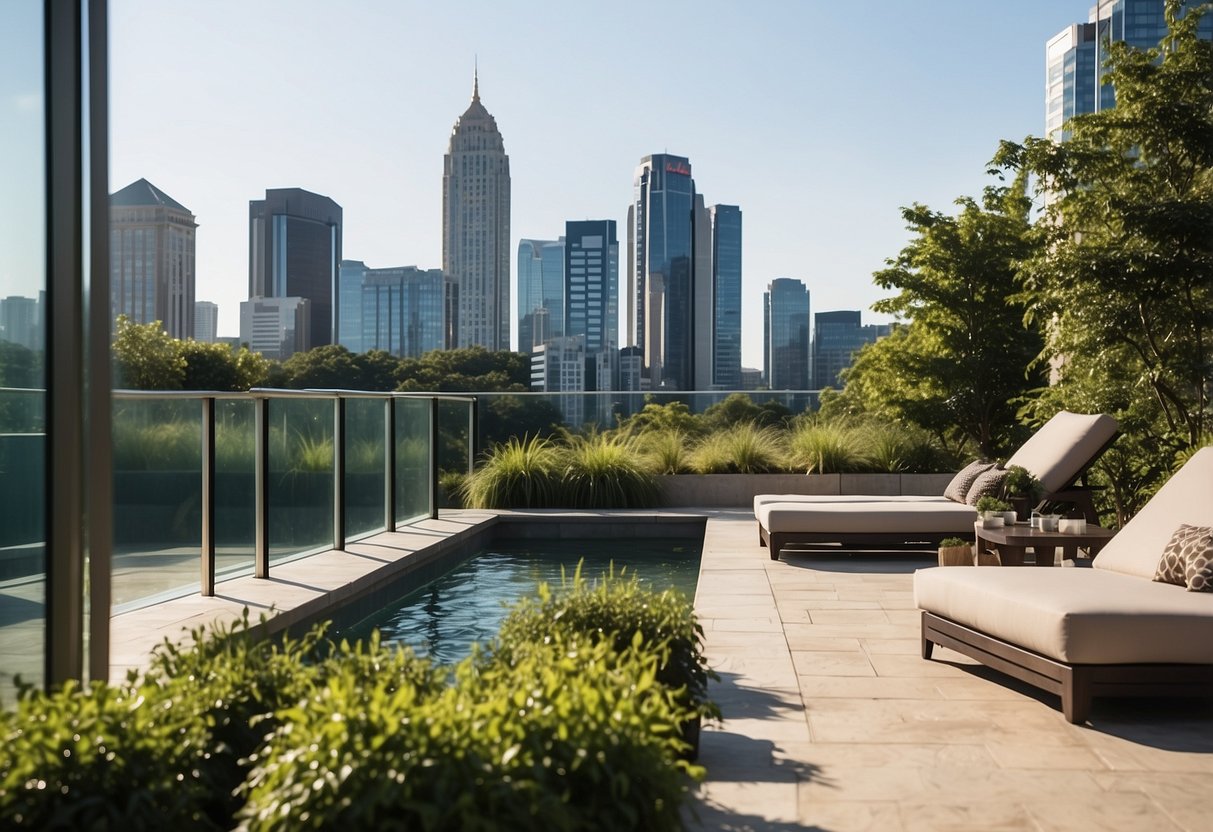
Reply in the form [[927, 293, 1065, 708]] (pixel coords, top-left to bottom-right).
[[360, 267, 445, 358], [564, 220, 618, 390], [709, 205, 742, 389], [764, 278, 810, 390], [629, 153, 696, 389], [516, 238, 565, 351]]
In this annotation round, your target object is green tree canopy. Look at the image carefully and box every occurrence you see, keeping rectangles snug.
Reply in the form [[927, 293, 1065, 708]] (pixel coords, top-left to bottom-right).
[[178, 340, 270, 392], [112, 316, 186, 390], [396, 347, 530, 392], [839, 182, 1043, 457], [992, 1, 1213, 514]]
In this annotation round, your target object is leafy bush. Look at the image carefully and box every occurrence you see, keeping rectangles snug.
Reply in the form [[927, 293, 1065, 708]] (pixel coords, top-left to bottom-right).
[[561, 432, 659, 508], [786, 420, 869, 473], [462, 435, 562, 508], [690, 423, 787, 474]]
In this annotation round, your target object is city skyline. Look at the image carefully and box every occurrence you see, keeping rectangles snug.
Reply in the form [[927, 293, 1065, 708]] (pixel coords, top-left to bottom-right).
[[81, 1, 1101, 367]]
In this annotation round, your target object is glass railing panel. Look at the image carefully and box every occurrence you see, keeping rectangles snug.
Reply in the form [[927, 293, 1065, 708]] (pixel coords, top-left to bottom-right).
[[345, 397, 385, 539], [437, 399, 473, 475], [268, 397, 334, 562], [215, 398, 254, 580], [111, 397, 202, 608], [395, 397, 431, 523]]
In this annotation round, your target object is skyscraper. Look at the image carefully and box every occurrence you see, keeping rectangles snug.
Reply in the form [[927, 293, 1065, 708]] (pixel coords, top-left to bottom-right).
[[517, 238, 565, 351], [764, 278, 810, 390], [109, 178, 197, 339], [443, 71, 511, 350], [360, 266, 446, 358], [1047, 1, 1212, 137], [628, 153, 697, 389], [709, 205, 742, 389], [239, 296, 310, 360], [194, 301, 218, 343], [248, 188, 342, 349], [564, 219, 619, 389], [812, 310, 890, 390]]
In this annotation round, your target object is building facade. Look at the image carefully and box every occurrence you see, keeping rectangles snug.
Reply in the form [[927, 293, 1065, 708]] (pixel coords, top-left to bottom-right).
[[517, 238, 565, 352], [564, 220, 619, 390], [764, 278, 810, 390], [709, 204, 742, 389], [812, 310, 890, 390], [628, 153, 698, 389], [0, 294, 43, 350], [194, 301, 218, 342], [248, 188, 342, 350], [109, 178, 197, 339], [443, 73, 511, 350], [239, 296, 310, 361], [360, 266, 445, 358]]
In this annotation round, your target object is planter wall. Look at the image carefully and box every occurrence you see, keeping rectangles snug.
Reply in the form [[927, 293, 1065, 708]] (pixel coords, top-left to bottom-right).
[[656, 472, 954, 508]]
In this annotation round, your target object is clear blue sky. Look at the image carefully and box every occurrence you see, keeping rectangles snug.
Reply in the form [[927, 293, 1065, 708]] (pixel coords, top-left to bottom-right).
[[101, 1, 1093, 366]]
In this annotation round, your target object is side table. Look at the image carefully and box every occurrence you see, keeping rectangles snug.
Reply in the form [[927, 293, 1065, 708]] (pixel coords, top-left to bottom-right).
[[975, 523, 1115, 567]]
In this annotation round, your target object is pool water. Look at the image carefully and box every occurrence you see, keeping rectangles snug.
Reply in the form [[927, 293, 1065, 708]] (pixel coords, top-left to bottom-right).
[[343, 537, 701, 665]]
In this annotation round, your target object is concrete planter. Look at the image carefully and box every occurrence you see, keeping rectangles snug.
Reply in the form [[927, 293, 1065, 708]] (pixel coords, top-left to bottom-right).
[[656, 472, 954, 508]]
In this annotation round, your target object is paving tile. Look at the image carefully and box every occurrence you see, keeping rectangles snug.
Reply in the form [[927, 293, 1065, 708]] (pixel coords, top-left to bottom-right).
[[898, 801, 1036, 832], [799, 801, 905, 832], [1024, 791, 1184, 831], [790, 651, 876, 677]]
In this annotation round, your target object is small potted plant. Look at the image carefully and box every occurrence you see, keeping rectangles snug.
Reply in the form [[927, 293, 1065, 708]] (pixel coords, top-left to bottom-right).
[[1002, 465, 1043, 521], [975, 496, 1013, 528], [937, 536, 973, 567]]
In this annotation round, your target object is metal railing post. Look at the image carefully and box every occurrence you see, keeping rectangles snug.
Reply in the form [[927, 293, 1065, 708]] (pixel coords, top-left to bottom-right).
[[430, 397, 439, 519], [333, 396, 346, 551], [201, 396, 216, 596], [385, 396, 396, 531], [467, 397, 478, 475], [254, 397, 269, 578]]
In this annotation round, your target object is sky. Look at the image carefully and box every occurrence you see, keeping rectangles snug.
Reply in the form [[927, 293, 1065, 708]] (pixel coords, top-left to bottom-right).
[[6, 0, 1099, 370]]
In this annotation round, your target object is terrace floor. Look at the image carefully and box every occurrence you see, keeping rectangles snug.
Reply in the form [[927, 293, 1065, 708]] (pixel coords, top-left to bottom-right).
[[688, 511, 1212, 832]]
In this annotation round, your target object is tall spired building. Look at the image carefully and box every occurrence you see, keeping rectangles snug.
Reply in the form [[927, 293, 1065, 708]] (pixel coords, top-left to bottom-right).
[[443, 71, 511, 350]]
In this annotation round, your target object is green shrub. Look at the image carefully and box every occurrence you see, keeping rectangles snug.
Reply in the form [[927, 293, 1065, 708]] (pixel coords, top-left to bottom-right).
[[289, 434, 334, 473], [111, 417, 199, 471], [463, 435, 562, 508], [498, 568, 718, 726], [561, 432, 660, 508], [238, 632, 696, 832], [438, 469, 466, 508], [690, 423, 787, 474], [640, 428, 695, 475], [786, 420, 869, 473], [859, 421, 952, 473]]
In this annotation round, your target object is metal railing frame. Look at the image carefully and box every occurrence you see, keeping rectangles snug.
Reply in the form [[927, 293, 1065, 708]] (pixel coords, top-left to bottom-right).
[[110, 389, 476, 596]]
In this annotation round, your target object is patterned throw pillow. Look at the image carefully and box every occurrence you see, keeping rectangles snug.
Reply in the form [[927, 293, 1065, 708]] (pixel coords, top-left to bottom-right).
[[943, 460, 995, 504], [1154, 524, 1213, 592], [965, 467, 1009, 506]]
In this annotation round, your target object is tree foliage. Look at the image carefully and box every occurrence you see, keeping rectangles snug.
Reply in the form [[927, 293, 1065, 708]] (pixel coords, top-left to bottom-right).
[[993, 1, 1213, 514], [839, 182, 1044, 457], [112, 315, 186, 390], [395, 347, 531, 392]]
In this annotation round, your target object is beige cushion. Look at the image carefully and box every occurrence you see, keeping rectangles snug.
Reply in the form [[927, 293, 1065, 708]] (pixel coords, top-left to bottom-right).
[[965, 467, 1008, 506], [914, 566, 1213, 664], [944, 460, 995, 504], [760, 500, 977, 535], [1004, 411, 1119, 494], [1095, 447, 1213, 579], [753, 494, 951, 514]]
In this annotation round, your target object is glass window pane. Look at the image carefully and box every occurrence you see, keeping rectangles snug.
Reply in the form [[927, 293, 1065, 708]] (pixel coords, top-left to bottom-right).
[[345, 398, 385, 539], [0, 0, 46, 699]]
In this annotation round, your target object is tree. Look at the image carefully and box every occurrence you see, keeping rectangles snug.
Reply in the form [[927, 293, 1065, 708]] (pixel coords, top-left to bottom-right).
[[396, 347, 530, 392], [701, 392, 791, 431], [993, 1, 1213, 513], [840, 181, 1043, 457], [112, 315, 186, 390], [178, 340, 270, 391]]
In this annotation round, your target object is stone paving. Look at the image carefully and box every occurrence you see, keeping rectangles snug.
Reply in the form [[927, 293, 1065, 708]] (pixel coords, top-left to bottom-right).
[[687, 510, 1212, 832]]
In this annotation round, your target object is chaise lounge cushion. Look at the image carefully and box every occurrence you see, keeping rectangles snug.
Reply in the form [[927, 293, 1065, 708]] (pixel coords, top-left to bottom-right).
[[914, 567, 1213, 664], [1004, 411, 1119, 494], [760, 500, 977, 536]]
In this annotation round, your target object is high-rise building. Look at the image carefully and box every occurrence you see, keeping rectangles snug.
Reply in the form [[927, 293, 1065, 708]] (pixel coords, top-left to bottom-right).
[[709, 205, 742, 389], [1047, 1, 1212, 137], [248, 188, 342, 350], [811, 310, 891, 390], [764, 278, 810, 390], [109, 178, 197, 339], [239, 296, 310, 360], [337, 260, 368, 353], [0, 294, 42, 350], [360, 266, 446, 358], [194, 301, 219, 343], [628, 153, 698, 389], [565, 220, 619, 390], [517, 238, 565, 351], [443, 72, 511, 350]]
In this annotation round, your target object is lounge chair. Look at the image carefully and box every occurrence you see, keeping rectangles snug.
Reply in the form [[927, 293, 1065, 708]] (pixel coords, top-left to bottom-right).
[[756, 411, 1119, 559], [915, 446, 1213, 723]]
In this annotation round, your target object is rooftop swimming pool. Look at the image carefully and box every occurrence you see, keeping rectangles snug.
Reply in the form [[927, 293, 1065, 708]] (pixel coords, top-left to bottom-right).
[[341, 536, 702, 665]]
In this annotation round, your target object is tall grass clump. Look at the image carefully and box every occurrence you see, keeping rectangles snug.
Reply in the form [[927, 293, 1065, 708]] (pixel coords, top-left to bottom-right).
[[690, 423, 787, 474], [462, 435, 561, 508], [786, 419, 869, 473], [640, 428, 695, 474], [112, 418, 199, 470], [859, 421, 954, 473], [561, 432, 660, 508]]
